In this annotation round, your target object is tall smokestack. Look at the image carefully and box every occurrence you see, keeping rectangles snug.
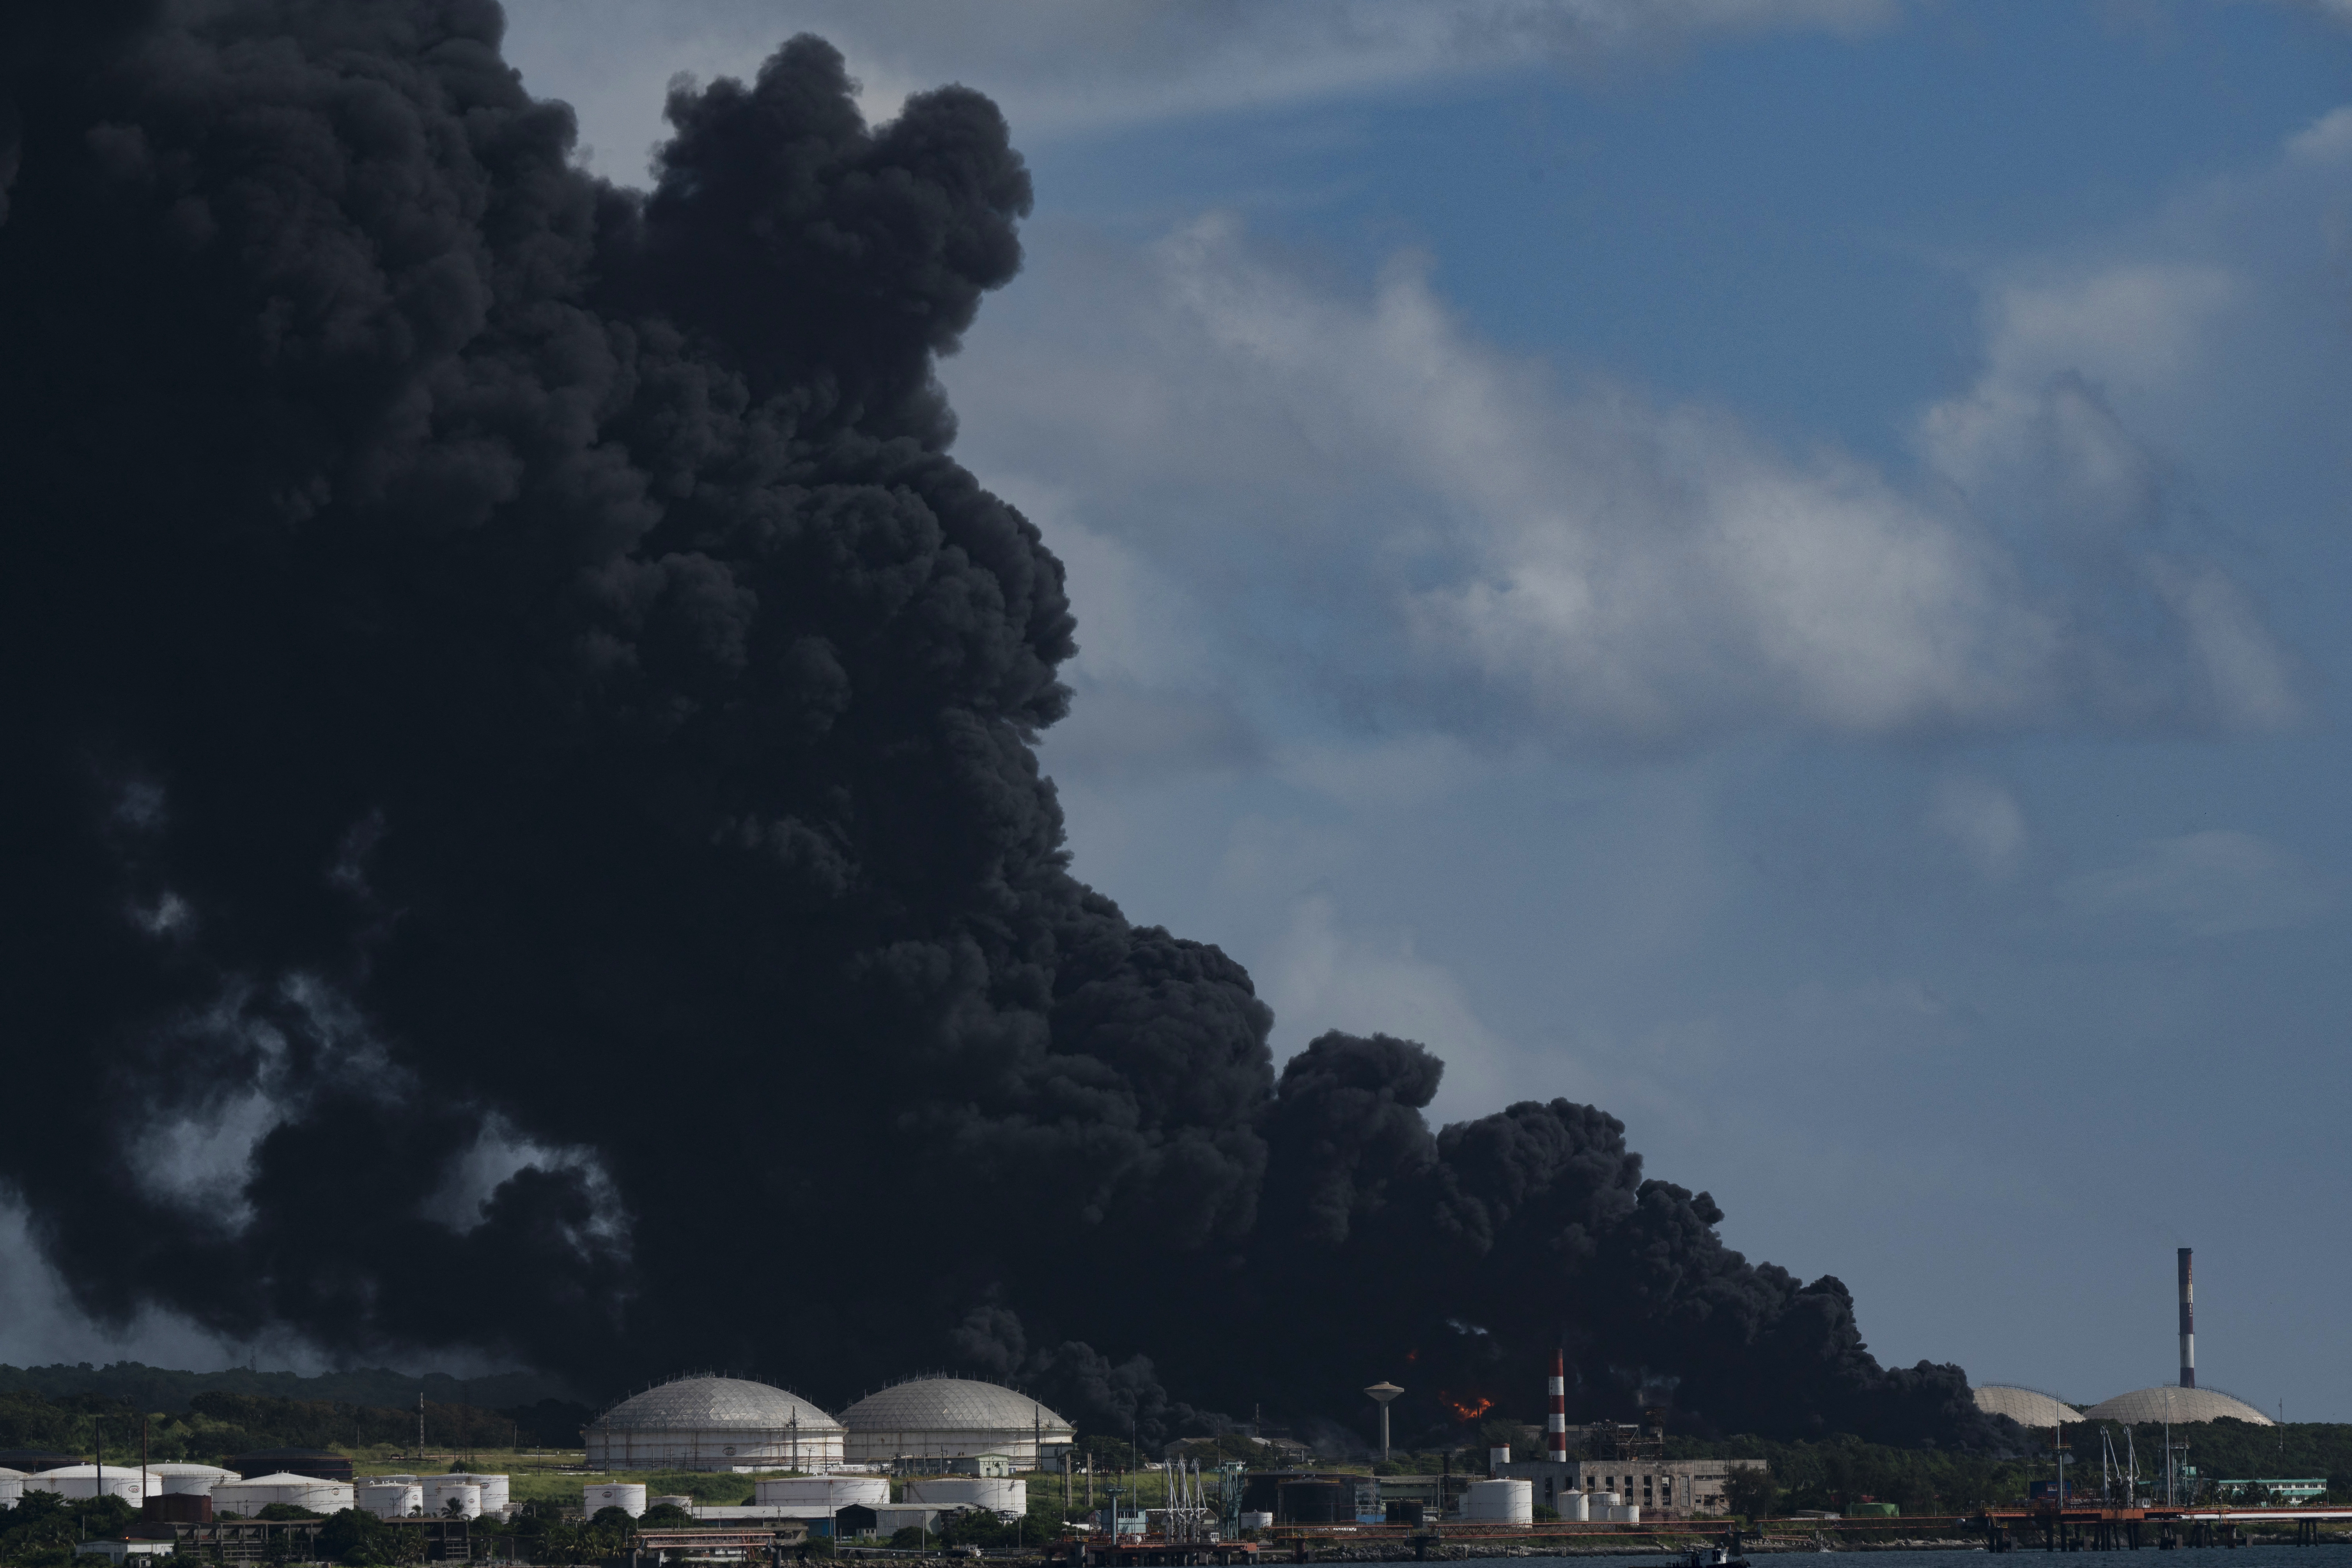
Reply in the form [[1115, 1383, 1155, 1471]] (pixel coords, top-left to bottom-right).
[[2178, 1248, 2195, 1388], [1548, 1349, 1567, 1461]]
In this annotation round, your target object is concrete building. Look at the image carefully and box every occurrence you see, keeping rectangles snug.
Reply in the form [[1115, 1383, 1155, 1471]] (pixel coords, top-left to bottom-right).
[[838, 1377, 1072, 1468], [1494, 1457, 1766, 1518], [585, 1375, 845, 1470]]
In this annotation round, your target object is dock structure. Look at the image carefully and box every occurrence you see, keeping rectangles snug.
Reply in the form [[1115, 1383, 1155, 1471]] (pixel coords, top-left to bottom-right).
[[1064, 1540, 1260, 1566], [1980, 1505, 2352, 1552]]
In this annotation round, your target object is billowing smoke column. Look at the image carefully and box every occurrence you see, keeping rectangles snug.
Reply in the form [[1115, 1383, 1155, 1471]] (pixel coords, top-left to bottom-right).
[[0, 0, 1993, 1449], [2179, 1248, 2195, 1389]]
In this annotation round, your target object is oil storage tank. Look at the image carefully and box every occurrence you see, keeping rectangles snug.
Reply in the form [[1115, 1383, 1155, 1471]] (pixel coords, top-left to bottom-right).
[[586, 1483, 647, 1517], [442, 1473, 509, 1514], [213, 1473, 355, 1515], [424, 1480, 482, 1518], [358, 1482, 422, 1520], [838, 1378, 1072, 1468], [146, 1464, 238, 1496], [228, 1449, 352, 1483], [756, 1476, 891, 1510], [1460, 1479, 1532, 1525], [24, 1466, 158, 1503], [585, 1376, 843, 1470], [0, 1468, 24, 1508], [905, 1478, 1025, 1517], [1276, 1480, 1345, 1524]]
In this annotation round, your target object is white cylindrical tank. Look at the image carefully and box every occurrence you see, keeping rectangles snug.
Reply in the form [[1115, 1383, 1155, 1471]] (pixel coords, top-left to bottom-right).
[[424, 1480, 482, 1519], [1459, 1478, 1532, 1525], [754, 1476, 890, 1509], [904, 1477, 1025, 1516], [1590, 1492, 1619, 1507], [586, 1483, 647, 1518], [212, 1473, 355, 1515], [358, 1482, 423, 1520], [25, 1466, 159, 1503], [0, 1468, 25, 1508], [1240, 1511, 1274, 1533], [148, 1464, 238, 1496], [1596, 1502, 1640, 1523], [1559, 1490, 1589, 1522], [443, 1474, 510, 1512]]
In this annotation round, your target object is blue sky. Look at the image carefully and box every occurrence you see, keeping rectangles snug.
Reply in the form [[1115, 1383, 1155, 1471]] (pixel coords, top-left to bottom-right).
[[9, 0, 2346, 1423]]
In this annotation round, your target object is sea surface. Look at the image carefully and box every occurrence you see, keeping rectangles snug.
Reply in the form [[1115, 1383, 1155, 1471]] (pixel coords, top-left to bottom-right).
[[1494, 1553, 2352, 1567]]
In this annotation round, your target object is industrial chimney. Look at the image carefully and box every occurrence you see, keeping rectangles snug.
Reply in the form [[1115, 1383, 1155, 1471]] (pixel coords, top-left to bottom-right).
[[2178, 1247, 2195, 1389], [1547, 1350, 1567, 1461]]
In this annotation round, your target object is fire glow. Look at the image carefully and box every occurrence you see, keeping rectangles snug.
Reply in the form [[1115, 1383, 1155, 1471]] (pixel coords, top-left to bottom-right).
[[1445, 1394, 1494, 1420]]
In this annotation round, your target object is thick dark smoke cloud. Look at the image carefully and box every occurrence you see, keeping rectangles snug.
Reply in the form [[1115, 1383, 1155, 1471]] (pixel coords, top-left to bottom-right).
[[0, 0, 1992, 1449]]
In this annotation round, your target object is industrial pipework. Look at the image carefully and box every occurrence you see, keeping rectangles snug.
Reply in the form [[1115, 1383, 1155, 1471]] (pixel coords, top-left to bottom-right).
[[2178, 1248, 2195, 1389]]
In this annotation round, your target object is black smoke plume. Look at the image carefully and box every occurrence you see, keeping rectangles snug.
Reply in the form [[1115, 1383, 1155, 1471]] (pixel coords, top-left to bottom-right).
[[0, 1, 1992, 1449]]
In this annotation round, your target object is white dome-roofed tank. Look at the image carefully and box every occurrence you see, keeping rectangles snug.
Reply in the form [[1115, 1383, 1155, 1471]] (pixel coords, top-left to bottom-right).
[[585, 1376, 843, 1471], [212, 1474, 355, 1515], [359, 1482, 423, 1519], [2080, 1386, 2273, 1425], [24, 1466, 159, 1502], [755, 1476, 891, 1508], [146, 1464, 238, 1496], [838, 1377, 1074, 1467], [1974, 1386, 2085, 1428], [905, 1478, 1026, 1517], [0, 1468, 25, 1508], [586, 1483, 647, 1518], [1459, 1479, 1532, 1525]]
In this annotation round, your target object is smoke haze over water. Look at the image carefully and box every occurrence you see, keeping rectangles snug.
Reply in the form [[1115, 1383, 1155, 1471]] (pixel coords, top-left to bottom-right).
[[0, 0, 1990, 1448]]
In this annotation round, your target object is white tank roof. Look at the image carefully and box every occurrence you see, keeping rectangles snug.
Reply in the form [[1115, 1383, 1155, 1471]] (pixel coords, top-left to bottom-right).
[[839, 1378, 1072, 1435], [2080, 1386, 2272, 1425], [146, 1465, 238, 1479], [1974, 1386, 2085, 1427], [595, 1376, 842, 1433], [0, 1469, 24, 1480]]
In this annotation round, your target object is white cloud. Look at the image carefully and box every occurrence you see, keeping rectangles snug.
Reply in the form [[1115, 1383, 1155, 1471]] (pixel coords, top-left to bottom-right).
[[1929, 774, 2028, 880], [501, 0, 1899, 177], [952, 214, 2296, 751], [2059, 829, 2336, 938], [1266, 893, 1550, 1122]]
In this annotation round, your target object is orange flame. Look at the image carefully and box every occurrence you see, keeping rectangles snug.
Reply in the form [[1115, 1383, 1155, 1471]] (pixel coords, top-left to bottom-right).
[[1445, 1395, 1494, 1421]]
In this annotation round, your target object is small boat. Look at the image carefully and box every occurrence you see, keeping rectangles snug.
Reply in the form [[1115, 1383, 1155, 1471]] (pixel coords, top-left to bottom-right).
[[1683, 1543, 1751, 1568]]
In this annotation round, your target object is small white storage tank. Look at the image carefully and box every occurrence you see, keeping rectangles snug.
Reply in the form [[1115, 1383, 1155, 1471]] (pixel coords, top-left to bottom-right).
[[212, 1473, 355, 1515], [1558, 1489, 1589, 1521], [359, 1482, 422, 1519], [442, 1474, 510, 1512], [1459, 1478, 1532, 1525], [586, 1482, 647, 1518], [905, 1477, 1025, 1516], [1240, 1510, 1273, 1532], [0, 1468, 25, 1508], [755, 1476, 890, 1509], [25, 1466, 158, 1503], [424, 1480, 482, 1519], [147, 1464, 238, 1496]]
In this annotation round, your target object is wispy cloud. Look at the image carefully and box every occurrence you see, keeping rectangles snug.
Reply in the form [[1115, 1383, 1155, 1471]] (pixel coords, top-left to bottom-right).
[[503, 0, 1902, 176], [2059, 830, 2336, 938]]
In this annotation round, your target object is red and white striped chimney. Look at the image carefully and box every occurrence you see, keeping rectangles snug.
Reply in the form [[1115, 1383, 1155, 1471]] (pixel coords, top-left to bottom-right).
[[1547, 1350, 1567, 1461]]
